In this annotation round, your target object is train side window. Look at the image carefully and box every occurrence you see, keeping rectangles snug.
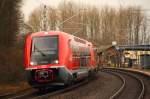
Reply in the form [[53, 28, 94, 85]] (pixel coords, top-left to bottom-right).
[[80, 50, 88, 67], [68, 39, 72, 48]]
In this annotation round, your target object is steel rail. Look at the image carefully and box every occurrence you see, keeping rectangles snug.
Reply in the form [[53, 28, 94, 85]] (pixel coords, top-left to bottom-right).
[[6, 78, 91, 99], [33, 79, 89, 99], [103, 68, 145, 99], [102, 69, 126, 99], [0, 88, 34, 99], [116, 70, 145, 99]]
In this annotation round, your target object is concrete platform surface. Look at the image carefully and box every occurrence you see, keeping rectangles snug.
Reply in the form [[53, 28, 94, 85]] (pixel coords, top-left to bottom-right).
[[120, 68, 150, 77]]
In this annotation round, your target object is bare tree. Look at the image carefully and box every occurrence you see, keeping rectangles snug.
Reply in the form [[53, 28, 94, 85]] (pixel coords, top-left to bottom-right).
[[0, 0, 22, 48], [27, 2, 148, 46], [133, 7, 143, 45], [47, 7, 58, 30], [87, 7, 100, 43], [140, 16, 147, 44], [58, 1, 78, 33], [28, 7, 42, 32]]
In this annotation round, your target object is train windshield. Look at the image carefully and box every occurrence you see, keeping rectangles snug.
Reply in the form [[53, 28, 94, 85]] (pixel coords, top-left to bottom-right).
[[30, 36, 58, 65]]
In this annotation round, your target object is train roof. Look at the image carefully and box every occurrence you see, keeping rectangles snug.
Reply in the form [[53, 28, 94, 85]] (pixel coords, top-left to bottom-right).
[[27, 31, 93, 46]]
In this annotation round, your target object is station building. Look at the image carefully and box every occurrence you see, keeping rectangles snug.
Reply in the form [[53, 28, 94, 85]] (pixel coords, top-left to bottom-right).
[[98, 45, 150, 68]]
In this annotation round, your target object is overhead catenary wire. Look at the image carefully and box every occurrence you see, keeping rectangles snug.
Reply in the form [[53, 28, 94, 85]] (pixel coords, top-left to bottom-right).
[[56, 9, 87, 30]]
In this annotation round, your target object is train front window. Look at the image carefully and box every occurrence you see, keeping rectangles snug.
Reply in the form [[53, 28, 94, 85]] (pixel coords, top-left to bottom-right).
[[30, 36, 58, 65]]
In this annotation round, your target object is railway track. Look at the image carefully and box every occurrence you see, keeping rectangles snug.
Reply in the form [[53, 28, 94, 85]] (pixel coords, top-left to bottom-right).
[[0, 88, 36, 99], [1, 69, 150, 99], [1, 78, 90, 99], [102, 70, 126, 99], [102, 68, 150, 99], [33, 79, 90, 99]]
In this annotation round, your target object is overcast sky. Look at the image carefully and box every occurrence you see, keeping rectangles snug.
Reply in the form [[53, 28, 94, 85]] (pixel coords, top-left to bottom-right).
[[22, 0, 150, 21]]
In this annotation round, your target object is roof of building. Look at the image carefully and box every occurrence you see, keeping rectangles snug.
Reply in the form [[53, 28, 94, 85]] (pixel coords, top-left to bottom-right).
[[117, 45, 150, 51]]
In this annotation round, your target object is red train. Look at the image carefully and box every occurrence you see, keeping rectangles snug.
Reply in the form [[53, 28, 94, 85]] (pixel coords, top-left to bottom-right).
[[24, 31, 97, 90]]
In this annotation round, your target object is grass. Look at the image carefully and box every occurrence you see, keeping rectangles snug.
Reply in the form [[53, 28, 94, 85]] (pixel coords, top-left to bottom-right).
[[0, 81, 30, 95]]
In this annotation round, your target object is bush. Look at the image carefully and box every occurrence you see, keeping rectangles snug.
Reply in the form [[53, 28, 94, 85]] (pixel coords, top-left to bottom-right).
[[0, 46, 25, 84]]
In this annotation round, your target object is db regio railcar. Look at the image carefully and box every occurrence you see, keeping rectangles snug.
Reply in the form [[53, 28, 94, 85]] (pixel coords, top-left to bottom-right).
[[24, 31, 97, 90]]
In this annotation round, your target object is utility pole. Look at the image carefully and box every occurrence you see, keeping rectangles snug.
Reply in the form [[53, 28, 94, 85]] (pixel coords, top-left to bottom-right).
[[39, 0, 48, 31]]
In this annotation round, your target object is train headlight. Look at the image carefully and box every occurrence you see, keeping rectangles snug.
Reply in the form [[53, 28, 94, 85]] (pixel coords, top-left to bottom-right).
[[30, 62, 36, 65], [54, 60, 59, 64]]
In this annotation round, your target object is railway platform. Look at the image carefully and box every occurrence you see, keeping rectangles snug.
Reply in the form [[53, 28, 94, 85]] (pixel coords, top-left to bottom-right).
[[120, 68, 150, 77], [102, 67, 150, 77]]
